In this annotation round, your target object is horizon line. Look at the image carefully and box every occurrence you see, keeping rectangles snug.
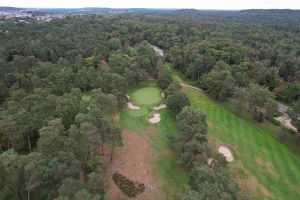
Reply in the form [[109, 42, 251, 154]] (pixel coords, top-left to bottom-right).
[[0, 6, 297, 10]]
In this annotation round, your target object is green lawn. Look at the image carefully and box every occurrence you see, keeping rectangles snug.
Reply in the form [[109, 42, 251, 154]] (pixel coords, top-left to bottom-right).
[[119, 85, 188, 199], [131, 86, 162, 106], [183, 86, 300, 199], [164, 62, 300, 199]]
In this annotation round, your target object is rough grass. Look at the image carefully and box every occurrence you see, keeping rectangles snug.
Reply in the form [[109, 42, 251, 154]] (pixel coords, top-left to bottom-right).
[[132, 87, 161, 106], [82, 93, 91, 102], [119, 85, 188, 199], [126, 106, 148, 117], [183, 86, 300, 199]]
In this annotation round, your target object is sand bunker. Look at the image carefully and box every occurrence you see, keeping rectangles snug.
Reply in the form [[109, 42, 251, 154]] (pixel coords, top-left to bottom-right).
[[218, 146, 234, 162], [275, 115, 298, 133], [153, 104, 167, 111], [148, 113, 161, 124], [207, 158, 213, 166], [127, 102, 140, 110]]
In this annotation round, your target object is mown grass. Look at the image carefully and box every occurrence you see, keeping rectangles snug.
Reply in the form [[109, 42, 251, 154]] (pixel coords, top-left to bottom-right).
[[183, 86, 300, 199], [119, 85, 188, 199], [131, 86, 161, 106], [165, 63, 193, 85]]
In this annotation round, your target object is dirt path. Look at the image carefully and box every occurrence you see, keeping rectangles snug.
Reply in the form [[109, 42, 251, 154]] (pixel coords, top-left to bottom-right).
[[180, 83, 201, 91], [105, 130, 164, 200]]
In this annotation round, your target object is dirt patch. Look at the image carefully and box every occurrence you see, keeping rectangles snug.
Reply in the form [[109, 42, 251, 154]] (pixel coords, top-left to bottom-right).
[[105, 130, 164, 200], [127, 102, 140, 110], [275, 114, 298, 133], [148, 113, 161, 124], [163, 149, 173, 156], [153, 104, 167, 111], [218, 146, 234, 162]]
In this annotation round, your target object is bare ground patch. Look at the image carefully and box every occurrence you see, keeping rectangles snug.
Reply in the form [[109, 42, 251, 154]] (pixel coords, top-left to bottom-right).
[[105, 130, 165, 200]]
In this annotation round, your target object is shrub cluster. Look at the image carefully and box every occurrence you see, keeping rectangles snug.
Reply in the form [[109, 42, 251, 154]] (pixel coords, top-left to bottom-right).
[[112, 173, 145, 198]]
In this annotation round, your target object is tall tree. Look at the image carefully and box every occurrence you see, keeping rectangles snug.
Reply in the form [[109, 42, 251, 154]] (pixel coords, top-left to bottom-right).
[[167, 92, 190, 115]]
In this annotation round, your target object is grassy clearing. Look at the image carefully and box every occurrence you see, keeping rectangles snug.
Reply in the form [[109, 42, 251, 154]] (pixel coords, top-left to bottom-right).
[[183, 86, 300, 199], [165, 63, 192, 84], [82, 93, 92, 102], [119, 85, 188, 199]]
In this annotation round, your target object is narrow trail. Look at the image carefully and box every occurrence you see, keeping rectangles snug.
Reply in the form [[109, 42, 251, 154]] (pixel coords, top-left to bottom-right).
[[179, 83, 201, 91]]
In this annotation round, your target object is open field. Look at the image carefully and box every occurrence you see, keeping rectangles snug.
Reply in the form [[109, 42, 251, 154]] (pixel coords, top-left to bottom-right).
[[182, 85, 300, 199]]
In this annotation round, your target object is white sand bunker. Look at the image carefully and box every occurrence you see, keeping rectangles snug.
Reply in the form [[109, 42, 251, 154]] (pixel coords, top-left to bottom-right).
[[207, 158, 213, 166], [153, 104, 167, 111], [218, 146, 234, 162], [275, 115, 298, 133], [148, 113, 161, 124], [127, 102, 140, 110]]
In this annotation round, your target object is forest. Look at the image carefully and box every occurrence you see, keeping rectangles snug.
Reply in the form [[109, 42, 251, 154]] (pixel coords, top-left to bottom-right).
[[0, 9, 300, 200]]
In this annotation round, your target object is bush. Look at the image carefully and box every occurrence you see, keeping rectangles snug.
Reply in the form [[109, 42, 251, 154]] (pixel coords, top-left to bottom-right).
[[157, 69, 172, 89], [269, 117, 281, 126], [167, 91, 190, 115], [112, 173, 145, 198], [165, 81, 181, 98]]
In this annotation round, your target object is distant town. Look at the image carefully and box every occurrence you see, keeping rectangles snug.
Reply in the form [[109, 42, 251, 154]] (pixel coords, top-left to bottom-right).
[[0, 9, 65, 22]]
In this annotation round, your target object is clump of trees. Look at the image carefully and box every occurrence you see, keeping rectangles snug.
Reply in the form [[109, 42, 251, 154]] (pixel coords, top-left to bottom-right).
[[181, 166, 240, 200], [0, 14, 163, 198], [157, 68, 172, 89], [288, 101, 300, 132], [167, 91, 190, 115], [167, 106, 239, 199], [176, 107, 210, 168], [233, 84, 277, 122], [112, 173, 145, 198], [201, 65, 236, 101]]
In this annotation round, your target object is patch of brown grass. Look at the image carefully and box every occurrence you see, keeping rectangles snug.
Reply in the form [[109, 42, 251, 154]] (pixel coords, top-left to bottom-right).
[[230, 161, 273, 199], [255, 157, 276, 177], [105, 130, 165, 200]]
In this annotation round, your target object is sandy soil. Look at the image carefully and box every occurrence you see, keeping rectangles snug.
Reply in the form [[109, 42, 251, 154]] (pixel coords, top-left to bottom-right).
[[152, 45, 164, 57], [153, 104, 167, 111], [275, 114, 298, 133], [105, 131, 163, 200], [148, 113, 161, 124], [207, 158, 213, 166], [127, 102, 140, 110], [218, 146, 234, 162]]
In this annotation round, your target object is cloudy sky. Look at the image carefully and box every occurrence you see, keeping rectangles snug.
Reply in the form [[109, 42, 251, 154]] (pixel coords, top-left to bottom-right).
[[1, 0, 299, 9]]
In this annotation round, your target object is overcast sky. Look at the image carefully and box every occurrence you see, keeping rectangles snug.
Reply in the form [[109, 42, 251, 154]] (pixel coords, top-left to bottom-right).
[[1, 0, 299, 10]]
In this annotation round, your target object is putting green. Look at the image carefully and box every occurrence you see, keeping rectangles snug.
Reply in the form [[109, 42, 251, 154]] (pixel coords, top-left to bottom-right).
[[132, 87, 161, 106]]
